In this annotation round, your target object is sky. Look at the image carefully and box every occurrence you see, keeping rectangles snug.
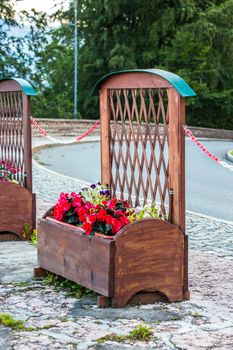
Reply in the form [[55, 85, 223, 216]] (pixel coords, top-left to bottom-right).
[[10, 0, 70, 36], [15, 0, 69, 16]]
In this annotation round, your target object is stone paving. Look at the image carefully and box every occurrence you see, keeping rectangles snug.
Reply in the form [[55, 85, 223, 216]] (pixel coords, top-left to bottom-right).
[[0, 137, 233, 349]]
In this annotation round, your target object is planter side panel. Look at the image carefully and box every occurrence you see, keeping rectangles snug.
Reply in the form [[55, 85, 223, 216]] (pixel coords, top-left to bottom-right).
[[0, 183, 34, 240], [114, 219, 184, 307], [37, 218, 114, 296]]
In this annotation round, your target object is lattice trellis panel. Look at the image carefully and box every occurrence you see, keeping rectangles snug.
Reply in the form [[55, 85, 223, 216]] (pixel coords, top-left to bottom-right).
[[109, 87, 169, 216], [0, 91, 25, 185]]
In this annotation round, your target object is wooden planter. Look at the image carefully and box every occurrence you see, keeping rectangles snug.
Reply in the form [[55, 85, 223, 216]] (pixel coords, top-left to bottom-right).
[[36, 69, 195, 306], [37, 210, 186, 307], [0, 78, 37, 241], [0, 182, 36, 241]]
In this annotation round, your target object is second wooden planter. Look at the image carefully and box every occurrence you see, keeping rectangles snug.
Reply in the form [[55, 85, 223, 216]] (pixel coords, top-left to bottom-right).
[[37, 211, 186, 307], [0, 182, 35, 241]]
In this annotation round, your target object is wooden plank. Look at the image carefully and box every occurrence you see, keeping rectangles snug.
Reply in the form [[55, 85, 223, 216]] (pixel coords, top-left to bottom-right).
[[22, 94, 32, 192], [0, 182, 33, 240], [37, 218, 115, 296], [167, 88, 185, 232], [101, 73, 172, 90], [0, 80, 22, 92], [113, 219, 184, 307], [167, 88, 188, 297], [100, 88, 111, 186]]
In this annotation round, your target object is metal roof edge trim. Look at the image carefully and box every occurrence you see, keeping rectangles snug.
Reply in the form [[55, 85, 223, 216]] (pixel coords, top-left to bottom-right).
[[91, 69, 196, 97]]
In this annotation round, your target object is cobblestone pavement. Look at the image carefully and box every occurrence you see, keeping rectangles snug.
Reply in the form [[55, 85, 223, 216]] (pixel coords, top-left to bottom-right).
[[0, 137, 232, 349]]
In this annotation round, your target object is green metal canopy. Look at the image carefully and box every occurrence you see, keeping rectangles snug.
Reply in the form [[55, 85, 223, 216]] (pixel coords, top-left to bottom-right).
[[91, 69, 196, 97], [0, 77, 37, 96]]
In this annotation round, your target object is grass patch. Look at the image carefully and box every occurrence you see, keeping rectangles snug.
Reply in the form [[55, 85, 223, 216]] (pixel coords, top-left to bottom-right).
[[0, 313, 25, 330], [29, 229, 37, 246], [97, 324, 153, 343], [21, 223, 37, 245], [0, 313, 57, 332], [43, 273, 95, 298]]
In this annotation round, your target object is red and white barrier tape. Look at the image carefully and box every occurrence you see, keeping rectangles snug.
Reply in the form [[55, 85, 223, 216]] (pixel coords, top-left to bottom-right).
[[183, 125, 233, 172], [30, 116, 100, 145], [30, 117, 233, 171]]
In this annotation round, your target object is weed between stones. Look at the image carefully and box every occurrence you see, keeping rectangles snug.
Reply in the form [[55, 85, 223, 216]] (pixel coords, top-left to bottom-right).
[[0, 313, 25, 331], [0, 313, 60, 333], [42, 273, 95, 298], [97, 324, 153, 343]]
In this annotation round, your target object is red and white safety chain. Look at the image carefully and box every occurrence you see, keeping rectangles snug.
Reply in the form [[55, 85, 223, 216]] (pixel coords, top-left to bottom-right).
[[30, 117, 232, 171], [183, 125, 233, 172], [30, 116, 100, 145]]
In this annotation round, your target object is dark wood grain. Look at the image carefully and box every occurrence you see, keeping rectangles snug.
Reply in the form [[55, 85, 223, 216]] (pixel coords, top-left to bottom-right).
[[113, 219, 184, 307], [101, 72, 172, 90], [37, 217, 115, 296], [100, 88, 111, 186], [0, 182, 34, 240]]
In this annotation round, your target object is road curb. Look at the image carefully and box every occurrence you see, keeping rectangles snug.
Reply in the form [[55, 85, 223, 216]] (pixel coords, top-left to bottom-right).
[[226, 150, 233, 163], [186, 209, 233, 226]]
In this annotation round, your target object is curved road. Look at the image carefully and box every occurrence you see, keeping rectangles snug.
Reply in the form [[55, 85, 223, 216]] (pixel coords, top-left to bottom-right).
[[35, 140, 233, 222]]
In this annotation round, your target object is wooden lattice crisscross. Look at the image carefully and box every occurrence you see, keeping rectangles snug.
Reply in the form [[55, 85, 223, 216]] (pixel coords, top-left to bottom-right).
[[0, 91, 25, 185], [109, 87, 169, 216]]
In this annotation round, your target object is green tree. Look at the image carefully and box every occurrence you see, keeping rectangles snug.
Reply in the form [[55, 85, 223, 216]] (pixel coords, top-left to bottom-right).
[[2, 0, 233, 129], [77, 0, 233, 127]]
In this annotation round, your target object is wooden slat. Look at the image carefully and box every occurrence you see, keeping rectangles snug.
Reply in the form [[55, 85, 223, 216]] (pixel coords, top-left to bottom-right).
[[23, 94, 32, 191], [100, 89, 111, 186], [168, 89, 185, 232]]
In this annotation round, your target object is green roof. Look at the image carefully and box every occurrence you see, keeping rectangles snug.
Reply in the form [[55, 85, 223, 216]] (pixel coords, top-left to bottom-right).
[[91, 69, 196, 97], [0, 77, 37, 96]]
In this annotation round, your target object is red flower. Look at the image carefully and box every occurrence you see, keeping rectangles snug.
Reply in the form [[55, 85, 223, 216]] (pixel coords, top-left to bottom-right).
[[59, 199, 71, 212], [97, 209, 107, 222], [105, 214, 113, 225], [53, 205, 63, 221], [119, 215, 130, 225], [111, 218, 123, 234], [72, 195, 83, 208], [88, 214, 97, 223], [78, 207, 87, 217], [75, 207, 87, 222], [82, 221, 93, 235]]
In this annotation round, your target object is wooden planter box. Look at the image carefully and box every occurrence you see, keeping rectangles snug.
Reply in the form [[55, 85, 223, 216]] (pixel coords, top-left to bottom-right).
[[0, 182, 36, 241], [37, 210, 186, 307]]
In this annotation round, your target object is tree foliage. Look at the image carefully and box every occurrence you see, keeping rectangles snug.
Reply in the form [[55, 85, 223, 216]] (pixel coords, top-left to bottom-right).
[[1, 0, 233, 128]]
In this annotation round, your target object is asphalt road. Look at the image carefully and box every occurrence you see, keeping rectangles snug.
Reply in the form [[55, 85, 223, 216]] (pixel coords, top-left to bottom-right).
[[36, 140, 233, 222]]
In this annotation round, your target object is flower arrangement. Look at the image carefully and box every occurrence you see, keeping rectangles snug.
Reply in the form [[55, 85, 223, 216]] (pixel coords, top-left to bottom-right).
[[53, 183, 164, 237], [0, 160, 19, 183]]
